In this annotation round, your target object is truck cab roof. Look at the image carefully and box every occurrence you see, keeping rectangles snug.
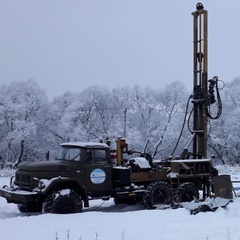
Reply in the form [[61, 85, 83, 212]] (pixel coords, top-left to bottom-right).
[[60, 142, 110, 149]]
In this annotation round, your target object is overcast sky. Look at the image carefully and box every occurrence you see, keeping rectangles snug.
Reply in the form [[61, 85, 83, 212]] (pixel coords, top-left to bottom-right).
[[0, 1, 239, 99]]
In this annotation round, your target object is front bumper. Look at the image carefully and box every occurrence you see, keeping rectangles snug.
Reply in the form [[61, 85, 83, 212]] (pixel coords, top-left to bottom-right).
[[0, 185, 39, 204]]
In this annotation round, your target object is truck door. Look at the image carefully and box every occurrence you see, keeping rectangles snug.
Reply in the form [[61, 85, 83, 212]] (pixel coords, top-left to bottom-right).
[[84, 149, 112, 196]]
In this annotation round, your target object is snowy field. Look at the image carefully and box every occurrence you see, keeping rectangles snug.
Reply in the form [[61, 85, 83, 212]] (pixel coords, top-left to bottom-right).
[[1, 165, 240, 240]]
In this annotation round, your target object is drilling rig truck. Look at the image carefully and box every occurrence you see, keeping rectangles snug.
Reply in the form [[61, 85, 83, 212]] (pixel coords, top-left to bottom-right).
[[0, 3, 228, 214]]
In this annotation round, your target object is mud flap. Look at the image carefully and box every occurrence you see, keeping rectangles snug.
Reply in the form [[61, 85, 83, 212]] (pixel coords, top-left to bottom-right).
[[213, 175, 233, 199]]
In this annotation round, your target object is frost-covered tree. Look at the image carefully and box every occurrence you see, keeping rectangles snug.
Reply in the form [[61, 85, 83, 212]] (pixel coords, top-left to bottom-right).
[[1, 77, 239, 165], [121, 82, 189, 158], [208, 78, 240, 164], [0, 79, 49, 165], [47, 91, 77, 144], [63, 86, 125, 143], [151, 81, 190, 158]]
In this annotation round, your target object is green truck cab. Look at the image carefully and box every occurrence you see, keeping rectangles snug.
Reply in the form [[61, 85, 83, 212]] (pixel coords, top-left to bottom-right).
[[0, 142, 127, 213]]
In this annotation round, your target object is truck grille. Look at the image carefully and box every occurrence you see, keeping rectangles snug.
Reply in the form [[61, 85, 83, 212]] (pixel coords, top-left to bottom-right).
[[14, 172, 36, 191], [15, 172, 31, 183]]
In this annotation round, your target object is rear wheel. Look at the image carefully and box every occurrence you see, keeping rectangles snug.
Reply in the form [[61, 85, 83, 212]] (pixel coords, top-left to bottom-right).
[[179, 182, 199, 202], [142, 181, 172, 209], [42, 189, 82, 214]]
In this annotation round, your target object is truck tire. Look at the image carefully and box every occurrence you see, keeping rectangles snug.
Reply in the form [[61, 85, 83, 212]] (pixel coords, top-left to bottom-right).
[[179, 182, 199, 202], [142, 181, 172, 209], [18, 202, 42, 213], [42, 189, 82, 214]]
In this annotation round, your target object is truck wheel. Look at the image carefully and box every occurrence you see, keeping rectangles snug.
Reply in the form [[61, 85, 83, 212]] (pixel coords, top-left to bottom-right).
[[179, 182, 199, 202], [42, 189, 82, 214], [18, 203, 42, 213], [142, 181, 172, 209]]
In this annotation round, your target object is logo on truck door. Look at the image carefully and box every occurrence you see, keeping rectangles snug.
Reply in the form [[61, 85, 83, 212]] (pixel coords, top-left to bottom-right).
[[90, 168, 106, 184]]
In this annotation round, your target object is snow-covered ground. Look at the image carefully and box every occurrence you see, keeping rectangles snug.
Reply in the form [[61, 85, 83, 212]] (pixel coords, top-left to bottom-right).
[[1, 165, 240, 240]]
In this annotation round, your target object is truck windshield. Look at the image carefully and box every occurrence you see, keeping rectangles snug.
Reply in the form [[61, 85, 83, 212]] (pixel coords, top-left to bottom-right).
[[57, 147, 86, 162]]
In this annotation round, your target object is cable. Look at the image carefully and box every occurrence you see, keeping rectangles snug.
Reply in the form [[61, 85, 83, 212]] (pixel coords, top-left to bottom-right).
[[92, 200, 107, 211], [187, 107, 194, 134], [206, 76, 223, 120], [171, 95, 192, 156]]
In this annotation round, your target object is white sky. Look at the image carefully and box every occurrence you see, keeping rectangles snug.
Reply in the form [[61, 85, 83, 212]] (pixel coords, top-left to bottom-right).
[[0, 1, 240, 99]]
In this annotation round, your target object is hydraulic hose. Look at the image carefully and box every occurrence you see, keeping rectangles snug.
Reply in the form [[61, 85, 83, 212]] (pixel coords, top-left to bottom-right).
[[206, 76, 223, 120], [171, 96, 192, 156]]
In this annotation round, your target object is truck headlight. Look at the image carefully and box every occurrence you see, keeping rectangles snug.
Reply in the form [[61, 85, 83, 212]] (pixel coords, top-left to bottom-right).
[[38, 180, 45, 190], [10, 176, 15, 187]]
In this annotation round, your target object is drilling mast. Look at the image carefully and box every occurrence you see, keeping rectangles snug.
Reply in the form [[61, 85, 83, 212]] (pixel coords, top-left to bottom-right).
[[191, 3, 222, 159], [192, 3, 208, 158]]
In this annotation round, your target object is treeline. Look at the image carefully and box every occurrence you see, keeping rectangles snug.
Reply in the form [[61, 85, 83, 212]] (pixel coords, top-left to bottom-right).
[[0, 78, 239, 166]]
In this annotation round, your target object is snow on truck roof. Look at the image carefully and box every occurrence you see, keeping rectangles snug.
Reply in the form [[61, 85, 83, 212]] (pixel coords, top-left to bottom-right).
[[60, 142, 110, 148], [170, 158, 211, 163]]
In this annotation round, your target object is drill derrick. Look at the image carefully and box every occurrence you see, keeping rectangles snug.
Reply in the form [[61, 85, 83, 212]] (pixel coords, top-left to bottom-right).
[[192, 3, 209, 158]]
